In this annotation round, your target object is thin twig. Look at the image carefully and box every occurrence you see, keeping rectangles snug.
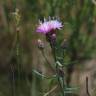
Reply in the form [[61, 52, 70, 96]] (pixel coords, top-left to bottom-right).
[[43, 85, 58, 96], [41, 50, 55, 72], [86, 76, 91, 96]]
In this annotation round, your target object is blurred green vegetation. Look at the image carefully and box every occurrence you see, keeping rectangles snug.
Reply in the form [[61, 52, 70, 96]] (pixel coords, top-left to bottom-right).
[[0, 0, 96, 96]]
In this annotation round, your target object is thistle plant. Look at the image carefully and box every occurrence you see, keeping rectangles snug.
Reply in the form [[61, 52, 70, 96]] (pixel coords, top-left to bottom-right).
[[35, 17, 78, 96]]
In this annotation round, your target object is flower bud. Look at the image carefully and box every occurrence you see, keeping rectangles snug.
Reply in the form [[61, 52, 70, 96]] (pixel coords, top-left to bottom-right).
[[52, 33, 56, 38], [37, 39, 44, 50]]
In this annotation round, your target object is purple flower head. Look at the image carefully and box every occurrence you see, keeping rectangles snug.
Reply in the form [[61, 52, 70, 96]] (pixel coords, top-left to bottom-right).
[[36, 17, 63, 34]]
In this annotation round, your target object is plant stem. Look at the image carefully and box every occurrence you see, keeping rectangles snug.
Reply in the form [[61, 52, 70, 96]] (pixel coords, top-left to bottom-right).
[[16, 28, 20, 80], [51, 44, 64, 96], [62, 77, 65, 96]]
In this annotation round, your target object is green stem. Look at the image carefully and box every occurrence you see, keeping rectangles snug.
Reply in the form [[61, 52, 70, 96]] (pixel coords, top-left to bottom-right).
[[62, 77, 65, 96], [17, 30, 21, 76], [10, 1, 17, 96], [51, 44, 64, 96], [16, 28, 21, 95], [63, 49, 66, 95]]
